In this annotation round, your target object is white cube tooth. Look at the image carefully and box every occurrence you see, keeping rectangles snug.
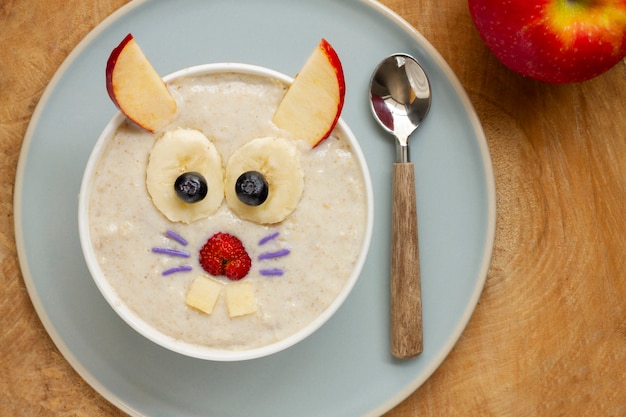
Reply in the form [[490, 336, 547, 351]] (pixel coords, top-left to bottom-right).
[[225, 281, 257, 317], [185, 275, 223, 315]]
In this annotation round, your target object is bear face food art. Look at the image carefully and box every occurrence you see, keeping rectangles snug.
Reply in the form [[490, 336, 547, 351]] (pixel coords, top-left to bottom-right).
[[83, 37, 370, 355]]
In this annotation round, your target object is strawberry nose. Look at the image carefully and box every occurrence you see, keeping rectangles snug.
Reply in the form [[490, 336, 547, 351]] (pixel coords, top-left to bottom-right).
[[199, 232, 251, 281]]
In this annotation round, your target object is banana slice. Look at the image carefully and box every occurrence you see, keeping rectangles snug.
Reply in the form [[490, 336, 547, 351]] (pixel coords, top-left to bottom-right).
[[147, 128, 224, 223], [225, 137, 303, 224]]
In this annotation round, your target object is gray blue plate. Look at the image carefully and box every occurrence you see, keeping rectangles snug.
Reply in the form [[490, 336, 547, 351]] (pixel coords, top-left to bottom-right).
[[14, 0, 496, 415]]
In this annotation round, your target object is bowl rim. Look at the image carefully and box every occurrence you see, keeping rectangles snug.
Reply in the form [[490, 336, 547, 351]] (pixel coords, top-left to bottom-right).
[[78, 62, 374, 361]]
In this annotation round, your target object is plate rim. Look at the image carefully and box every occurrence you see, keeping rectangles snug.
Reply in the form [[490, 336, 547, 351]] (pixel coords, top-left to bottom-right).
[[13, 0, 496, 415], [14, 1, 154, 414]]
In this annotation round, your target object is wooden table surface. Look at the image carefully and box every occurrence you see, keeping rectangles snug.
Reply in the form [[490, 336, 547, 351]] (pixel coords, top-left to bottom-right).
[[2, 0, 625, 415]]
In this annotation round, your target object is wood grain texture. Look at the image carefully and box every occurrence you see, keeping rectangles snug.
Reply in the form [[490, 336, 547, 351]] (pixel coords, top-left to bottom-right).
[[391, 163, 423, 358], [1, 0, 625, 416]]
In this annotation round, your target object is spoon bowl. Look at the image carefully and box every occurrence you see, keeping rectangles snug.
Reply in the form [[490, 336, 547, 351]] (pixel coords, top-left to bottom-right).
[[370, 54, 431, 161], [369, 54, 432, 359]]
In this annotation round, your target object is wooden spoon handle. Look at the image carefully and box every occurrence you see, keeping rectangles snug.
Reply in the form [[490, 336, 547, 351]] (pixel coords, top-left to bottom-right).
[[391, 162, 423, 358]]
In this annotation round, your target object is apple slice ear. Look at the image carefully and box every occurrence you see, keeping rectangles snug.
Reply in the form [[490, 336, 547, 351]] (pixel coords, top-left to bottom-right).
[[106, 33, 177, 132], [272, 38, 346, 148]]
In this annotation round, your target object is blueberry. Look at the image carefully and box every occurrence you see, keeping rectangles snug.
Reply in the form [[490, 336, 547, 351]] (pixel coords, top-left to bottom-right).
[[174, 172, 208, 203], [236, 171, 268, 206]]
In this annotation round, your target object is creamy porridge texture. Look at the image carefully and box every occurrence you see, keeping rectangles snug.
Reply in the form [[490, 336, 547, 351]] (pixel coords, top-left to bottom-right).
[[87, 71, 368, 351]]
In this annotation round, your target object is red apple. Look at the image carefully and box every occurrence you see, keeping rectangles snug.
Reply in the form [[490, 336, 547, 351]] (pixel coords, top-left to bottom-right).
[[468, 0, 626, 83], [272, 38, 346, 148], [106, 33, 177, 131]]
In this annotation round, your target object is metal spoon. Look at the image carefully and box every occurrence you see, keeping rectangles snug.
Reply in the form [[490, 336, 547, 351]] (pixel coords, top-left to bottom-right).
[[369, 54, 431, 359]]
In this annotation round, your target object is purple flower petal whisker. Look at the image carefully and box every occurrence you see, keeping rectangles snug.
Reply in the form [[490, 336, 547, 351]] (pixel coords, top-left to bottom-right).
[[162, 265, 193, 276], [152, 247, 190, 257], [166, 230, 188, 246], [258, 232, 280, 245], [259, 268, 284, 276], [258, 248, 291, 260]]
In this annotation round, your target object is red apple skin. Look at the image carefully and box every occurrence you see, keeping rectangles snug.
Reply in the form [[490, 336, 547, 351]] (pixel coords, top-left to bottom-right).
[[469, 0, 626, 83], [314, 38, 346, 148], [105, 33, 134, 110], [105, 33, 176, 132], [272, 38, 346, 149]]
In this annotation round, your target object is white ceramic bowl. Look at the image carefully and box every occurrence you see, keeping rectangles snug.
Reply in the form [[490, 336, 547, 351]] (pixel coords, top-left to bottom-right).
[[78, 63, 373, 361]]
